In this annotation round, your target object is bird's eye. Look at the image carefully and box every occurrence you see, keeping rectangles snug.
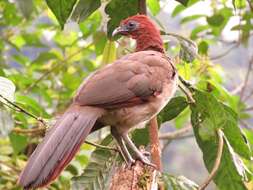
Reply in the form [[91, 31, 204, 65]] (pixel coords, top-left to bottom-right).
[[126, 21, 137, 30]]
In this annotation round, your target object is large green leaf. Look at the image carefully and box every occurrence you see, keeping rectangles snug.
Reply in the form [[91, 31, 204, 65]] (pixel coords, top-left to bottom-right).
[[158, 96, 188, 125], [191, 90, 252, 189], [71, 0, 101, 23], [45, 0, 77, 28], [105, 0, 139, 38], [191, 90, 251, 159], [162, 174, 199, 190], [72, 135, 120, 190]]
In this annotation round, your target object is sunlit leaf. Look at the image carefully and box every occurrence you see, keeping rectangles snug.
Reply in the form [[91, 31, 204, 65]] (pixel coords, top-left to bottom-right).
[[71, 0, 101, 23], [101, 41, 116, 65], [46, 0, 77, 28], [147, 0, 160, 16]]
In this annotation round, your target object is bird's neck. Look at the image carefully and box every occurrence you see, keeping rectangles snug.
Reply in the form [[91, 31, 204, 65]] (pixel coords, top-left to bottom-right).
[[134, 31, 164, 53]]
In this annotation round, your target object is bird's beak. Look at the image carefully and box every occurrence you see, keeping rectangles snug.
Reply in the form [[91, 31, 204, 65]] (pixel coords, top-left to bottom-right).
[[112, 26, 128, 37]]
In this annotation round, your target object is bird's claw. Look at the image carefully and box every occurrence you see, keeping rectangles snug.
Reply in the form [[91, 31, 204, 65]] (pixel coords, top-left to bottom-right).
[[136, 154, 156, 168]]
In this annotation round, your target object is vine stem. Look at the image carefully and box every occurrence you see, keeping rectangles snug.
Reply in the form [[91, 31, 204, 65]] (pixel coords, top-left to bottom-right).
[[198, 129, 224, 190]]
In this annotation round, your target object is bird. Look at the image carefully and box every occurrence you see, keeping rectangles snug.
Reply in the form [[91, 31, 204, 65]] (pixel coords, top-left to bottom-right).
[[18, 14, 178, 189]]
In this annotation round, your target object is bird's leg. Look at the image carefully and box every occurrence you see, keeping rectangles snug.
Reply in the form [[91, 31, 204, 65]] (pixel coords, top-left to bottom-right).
[[122, 133, 156, 168], [111, 127, 135, 166]]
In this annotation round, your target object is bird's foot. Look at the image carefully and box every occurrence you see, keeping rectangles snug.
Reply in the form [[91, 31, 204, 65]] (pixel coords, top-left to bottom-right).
[[136, 154, 156, 168]]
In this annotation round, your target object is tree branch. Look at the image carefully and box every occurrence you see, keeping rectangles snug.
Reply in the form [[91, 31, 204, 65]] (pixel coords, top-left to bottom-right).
[[240, 56, 253, 101], [210, 43, 240, 60], [246, 0, 253, 12], [159, 125, 192, 140], [138, 0, 147, 15], [198, 129, 224, 190], [0, 94, 47, 126]]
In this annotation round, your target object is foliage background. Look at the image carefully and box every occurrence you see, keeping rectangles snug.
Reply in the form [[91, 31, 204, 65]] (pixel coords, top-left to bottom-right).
[[0, 0, 253, 189]]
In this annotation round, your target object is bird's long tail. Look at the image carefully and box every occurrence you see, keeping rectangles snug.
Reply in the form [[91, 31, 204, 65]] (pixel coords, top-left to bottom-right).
[[18, 105, 105, 189]]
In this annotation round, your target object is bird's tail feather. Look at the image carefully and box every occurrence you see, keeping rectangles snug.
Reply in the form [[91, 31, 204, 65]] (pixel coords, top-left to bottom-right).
[[18, 105, 104, 189]]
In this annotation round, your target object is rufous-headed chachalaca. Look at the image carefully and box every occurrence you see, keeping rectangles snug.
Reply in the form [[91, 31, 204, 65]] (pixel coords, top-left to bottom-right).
[[19, 15, 178, 189]]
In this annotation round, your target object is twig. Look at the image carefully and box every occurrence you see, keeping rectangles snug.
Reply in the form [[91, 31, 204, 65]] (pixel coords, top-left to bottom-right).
[[198, 129, 224, 190], [246, 0, 253, 12], [159, 125, 192, 140], [179, 84, 195, 104], [0, 160, 20, 173], [178, 75, 195, 104], [210, 43, 240, 60], [12, 126, 117, 151], [244, 106, 253, 111], [161, 31, 196, 49], [240, 56, 253, 100], [0, 94, 47, 126], [12, 127, 46, 136], [24, 43, 93, 93], [84, 140, 119, 152], [138, 0, 147, 15]]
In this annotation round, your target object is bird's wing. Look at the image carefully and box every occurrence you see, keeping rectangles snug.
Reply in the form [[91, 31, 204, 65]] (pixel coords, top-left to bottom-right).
[[74, 51, 173, 109]]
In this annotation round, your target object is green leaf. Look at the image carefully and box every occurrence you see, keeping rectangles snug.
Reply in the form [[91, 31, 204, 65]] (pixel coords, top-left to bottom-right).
[[45, 0, 77, 28], [72, 135, 120, 190], [101, 41, 116, 65], [180, 14, 205, 24], [221, 104, 252, 160], [79, 11, 102, 37], [93, 31, 107, 55], [172, 0, 199, 17], [9, 133, 28, 154], [0, 77, 16, 102], [162, 174, 198, 189], [190, 25, 210, 40], [15, 95, 50, 118], [172, 5, 186, 17], [132, 127, 149, 146], [206, 14, 225, 27], [198, 40, 209, 55], [192, 90, 251, 159], [71, 0, 101, 23], [105, 0, 139, 38], [175, 0, 189, 6], [147, 0, 160, 16], [0, 110, 14, 137], [158, 96, 188, 124], [192, 124, 250, 190], [191, 90, 252, 189]]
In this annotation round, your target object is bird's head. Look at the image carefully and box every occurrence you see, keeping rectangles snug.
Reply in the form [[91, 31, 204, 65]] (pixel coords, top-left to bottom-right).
[[112, 15, 164, 53]]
